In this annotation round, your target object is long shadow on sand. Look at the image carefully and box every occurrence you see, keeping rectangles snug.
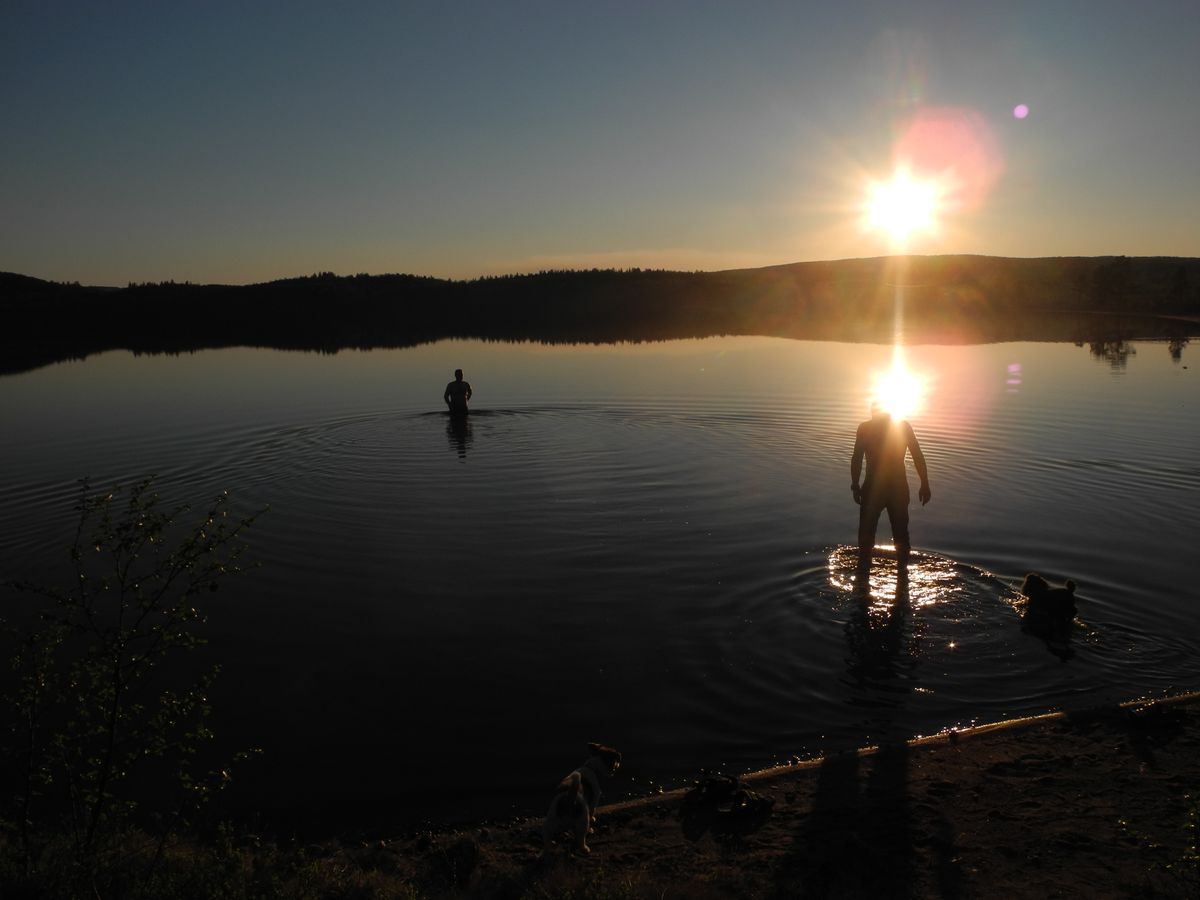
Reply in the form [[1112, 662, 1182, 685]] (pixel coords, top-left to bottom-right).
[[773, 566, 964, 898]]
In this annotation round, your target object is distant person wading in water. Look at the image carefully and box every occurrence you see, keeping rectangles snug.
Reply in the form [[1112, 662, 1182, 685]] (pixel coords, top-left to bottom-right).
[[444, 369, 472, 416], [850, 403, 931, 571]]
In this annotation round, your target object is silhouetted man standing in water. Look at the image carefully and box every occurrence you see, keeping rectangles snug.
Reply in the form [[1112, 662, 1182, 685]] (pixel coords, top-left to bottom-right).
[[851, 404, 931, 571], [444, 369, 472, 416]]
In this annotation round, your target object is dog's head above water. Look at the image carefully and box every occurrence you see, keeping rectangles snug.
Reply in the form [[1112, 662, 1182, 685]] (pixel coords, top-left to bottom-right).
[[1020, 573, 1077, 600], [1019, 572, 1079, 624]]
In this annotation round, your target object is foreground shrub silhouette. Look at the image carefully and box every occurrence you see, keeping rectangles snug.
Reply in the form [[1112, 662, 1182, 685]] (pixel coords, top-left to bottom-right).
[[0, 478, 261, 897]]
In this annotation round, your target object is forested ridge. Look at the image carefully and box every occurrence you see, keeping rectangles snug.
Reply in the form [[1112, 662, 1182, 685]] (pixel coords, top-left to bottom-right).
[[3, 255, 1198, 375]]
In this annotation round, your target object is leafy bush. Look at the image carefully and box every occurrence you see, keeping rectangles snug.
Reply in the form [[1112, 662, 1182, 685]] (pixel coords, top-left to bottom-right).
[[0, 478, 261, 896]]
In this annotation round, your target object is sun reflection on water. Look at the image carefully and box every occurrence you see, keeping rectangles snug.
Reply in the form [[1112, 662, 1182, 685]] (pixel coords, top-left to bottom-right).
[[826, 545, 962, 613], [868, 346, 926, 421]]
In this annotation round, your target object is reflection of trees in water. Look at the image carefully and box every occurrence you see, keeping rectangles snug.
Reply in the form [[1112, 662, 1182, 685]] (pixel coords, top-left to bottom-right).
[[1079, 332, 1191, 367], [1087, 339, 1136, 369]]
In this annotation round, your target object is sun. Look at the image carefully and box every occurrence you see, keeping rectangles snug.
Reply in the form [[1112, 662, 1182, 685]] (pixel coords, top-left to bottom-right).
[[864, 169, 940, 245]]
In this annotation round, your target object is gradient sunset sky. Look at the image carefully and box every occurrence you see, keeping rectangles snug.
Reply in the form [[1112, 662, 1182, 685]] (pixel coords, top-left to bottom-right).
[[3, 1, 1197, 286]]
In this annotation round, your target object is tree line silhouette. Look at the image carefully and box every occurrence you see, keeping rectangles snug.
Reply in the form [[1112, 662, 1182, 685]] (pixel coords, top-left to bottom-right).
[[2, 255, 1197, 375]]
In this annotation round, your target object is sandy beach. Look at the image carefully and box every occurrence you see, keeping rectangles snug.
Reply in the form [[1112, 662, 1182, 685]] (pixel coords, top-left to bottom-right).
[[347, 693, 1200, 898]]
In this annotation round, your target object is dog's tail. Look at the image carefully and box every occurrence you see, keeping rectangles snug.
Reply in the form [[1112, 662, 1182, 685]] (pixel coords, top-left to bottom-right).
[[556, 771, 582, 795]]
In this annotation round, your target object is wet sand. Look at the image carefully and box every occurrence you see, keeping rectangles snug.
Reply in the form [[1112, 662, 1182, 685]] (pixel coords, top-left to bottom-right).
[[359, 693, 1200, 898]]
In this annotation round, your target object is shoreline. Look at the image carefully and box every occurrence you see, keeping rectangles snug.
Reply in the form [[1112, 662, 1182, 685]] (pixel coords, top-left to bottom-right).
[[599, 689, 1200, 817], [333, 691, 1200, 897]]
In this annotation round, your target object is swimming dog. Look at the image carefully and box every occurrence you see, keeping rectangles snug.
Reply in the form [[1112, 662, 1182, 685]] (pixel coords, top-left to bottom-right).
[[542, 742, 622, 855], [1020, 572, 1078, 620]]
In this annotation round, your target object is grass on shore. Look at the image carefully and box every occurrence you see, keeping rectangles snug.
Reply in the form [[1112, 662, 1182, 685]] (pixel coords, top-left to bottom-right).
[[0, 827, 702, 900]]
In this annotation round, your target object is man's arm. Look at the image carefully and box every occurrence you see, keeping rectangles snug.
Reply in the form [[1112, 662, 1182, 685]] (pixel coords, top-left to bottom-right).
[[850, 426, 864, 505], [906, 423, 931, 505], [444, 383, 452, 406], [465, 383, 472, 401]]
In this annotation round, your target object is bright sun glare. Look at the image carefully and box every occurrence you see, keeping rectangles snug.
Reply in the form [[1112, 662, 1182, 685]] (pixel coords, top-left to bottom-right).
[[870, 351, 925, 421], [865, 169, 940, 245]]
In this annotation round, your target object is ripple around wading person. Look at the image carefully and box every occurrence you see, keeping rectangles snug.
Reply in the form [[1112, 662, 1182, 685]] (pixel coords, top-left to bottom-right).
[[819, 545, 1101, 738]]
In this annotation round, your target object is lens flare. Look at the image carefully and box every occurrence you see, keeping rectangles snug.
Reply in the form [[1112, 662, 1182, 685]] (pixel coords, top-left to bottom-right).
[[892, 107, 1003, 213], [1006, 362, 1022, 393]]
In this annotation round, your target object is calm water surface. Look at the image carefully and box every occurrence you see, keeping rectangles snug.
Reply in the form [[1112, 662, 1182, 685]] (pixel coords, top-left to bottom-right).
[[1, 336, 1197, 833]]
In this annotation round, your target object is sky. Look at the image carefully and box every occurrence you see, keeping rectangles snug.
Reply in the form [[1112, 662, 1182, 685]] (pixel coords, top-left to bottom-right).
[[2, 0, 1198, 286]]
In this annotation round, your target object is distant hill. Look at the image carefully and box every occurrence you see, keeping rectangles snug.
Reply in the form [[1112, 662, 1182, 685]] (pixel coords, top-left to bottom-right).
[[2, 255, 1197, 375]]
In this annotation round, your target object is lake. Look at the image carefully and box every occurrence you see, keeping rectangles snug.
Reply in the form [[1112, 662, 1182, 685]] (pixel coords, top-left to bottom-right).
[[1, 334, 1197, 835]]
